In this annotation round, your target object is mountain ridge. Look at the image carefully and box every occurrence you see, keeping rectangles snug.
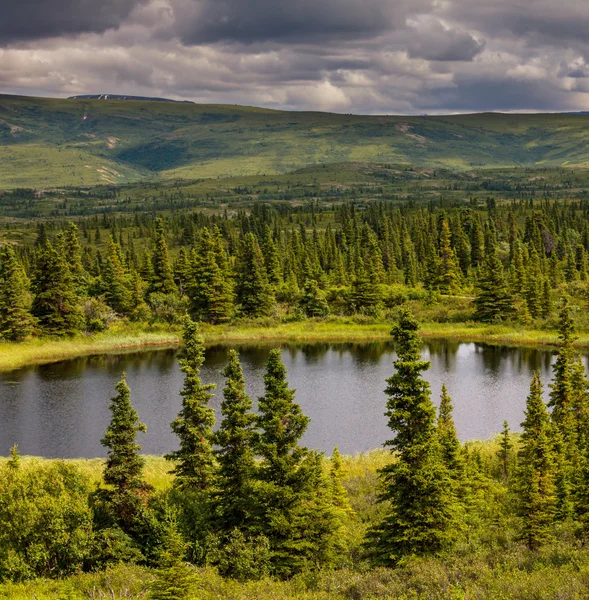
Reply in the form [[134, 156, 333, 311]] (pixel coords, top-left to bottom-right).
[[2, 94, 589, 188]]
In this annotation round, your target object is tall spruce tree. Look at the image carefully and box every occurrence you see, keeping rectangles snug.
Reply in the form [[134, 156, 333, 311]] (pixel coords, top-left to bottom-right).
[[64, 222, 88, 295], [366, 310, 459, 565], [99, 373, 150, 534], [255, 349, 340, 577], [150, 218, 177, 295], [437, 384, 464, 478], [0, 245, 35, 341], [517, 373, 556, 549], [437, 218, 461, 294], [212, 350, 257, 532], [189, 229, 233, 324], [548, 298, 579, 519], [31, 239, 84, 336], [498, 420, 513, 481], [102, 236, 132, 314], [166, 317, 216, 491], [235, 233, 274, 317], [473, 246, 514, 323]]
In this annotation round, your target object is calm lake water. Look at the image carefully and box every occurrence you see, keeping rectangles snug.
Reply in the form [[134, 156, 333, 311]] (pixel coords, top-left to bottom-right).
[[0, 340, 577, 458]]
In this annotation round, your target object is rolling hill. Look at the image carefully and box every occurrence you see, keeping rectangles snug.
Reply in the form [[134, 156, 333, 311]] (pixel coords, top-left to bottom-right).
[[2, 94, 589, 188]]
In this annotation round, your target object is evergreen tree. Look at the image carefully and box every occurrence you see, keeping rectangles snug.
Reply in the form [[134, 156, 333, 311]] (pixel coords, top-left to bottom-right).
[[255, 349, 340, 577], [473, 247, 514, 323], [498, 420, 513, 481], [366, 310, 459, 565], [64, 222, 88, 295], [102, 236, 131, 314], [437, 218, 461, 293], [212, 350, 257, 532], [546, 300, 580, 520], [189, 230, 233, 324], [517, 373, 556, 549], [150, 218, 177, 295], [299, 278, 329, 318], [129, 270, 150, 322], [0, 245, 35, 341], [166, 317, 216, 491], [31, 239, 84, 336], [329, 447, 352, 513], [349, 263, 381, 316], [437, 384, 464, 478], [235, 233, 274, 317], [99, 373, 150, 534]]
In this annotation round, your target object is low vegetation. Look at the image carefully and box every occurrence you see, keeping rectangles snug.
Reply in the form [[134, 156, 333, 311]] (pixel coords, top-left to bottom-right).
[[0, 308, 588, 598]]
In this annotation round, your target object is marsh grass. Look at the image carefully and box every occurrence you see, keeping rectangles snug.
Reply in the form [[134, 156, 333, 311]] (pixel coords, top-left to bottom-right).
[[0, 317, 571, 372]]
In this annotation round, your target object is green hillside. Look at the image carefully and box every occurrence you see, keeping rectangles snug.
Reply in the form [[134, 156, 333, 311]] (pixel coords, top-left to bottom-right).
[[2, 94, 589, 187]]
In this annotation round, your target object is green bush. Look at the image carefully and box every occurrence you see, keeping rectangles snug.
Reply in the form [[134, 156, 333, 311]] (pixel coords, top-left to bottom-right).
[[0, 459, 93, 582]]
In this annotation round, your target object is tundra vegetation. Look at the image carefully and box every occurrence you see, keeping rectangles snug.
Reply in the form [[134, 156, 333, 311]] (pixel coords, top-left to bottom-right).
[[1, 308, 589, 599]]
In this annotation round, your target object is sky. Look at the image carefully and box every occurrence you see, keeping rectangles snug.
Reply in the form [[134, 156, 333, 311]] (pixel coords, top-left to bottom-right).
[[2, 0, 589, 114]]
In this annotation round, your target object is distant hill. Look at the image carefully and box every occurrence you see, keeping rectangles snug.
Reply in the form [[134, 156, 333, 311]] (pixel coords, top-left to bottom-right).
[[1, 94, 589, 188], [68, 94, 194, 103]]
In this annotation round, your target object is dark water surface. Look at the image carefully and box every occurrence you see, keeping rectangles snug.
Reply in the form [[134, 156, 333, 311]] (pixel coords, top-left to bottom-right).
[[0, 341, 572, 458]]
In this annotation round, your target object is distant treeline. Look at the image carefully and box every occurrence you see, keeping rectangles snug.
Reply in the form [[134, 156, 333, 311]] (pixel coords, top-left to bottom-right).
[[3, 197, 589, 339]]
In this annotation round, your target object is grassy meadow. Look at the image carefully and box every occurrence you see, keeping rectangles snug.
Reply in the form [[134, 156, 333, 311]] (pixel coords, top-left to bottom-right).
[[5, 94, 589, 187]]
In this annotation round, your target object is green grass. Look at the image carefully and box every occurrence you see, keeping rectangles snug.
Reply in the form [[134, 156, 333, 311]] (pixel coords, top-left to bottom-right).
[[0, 317, 576, 372], [4, 94, 589, 187]]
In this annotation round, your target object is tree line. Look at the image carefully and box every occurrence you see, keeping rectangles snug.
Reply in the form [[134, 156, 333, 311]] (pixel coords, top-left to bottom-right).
[[4, 198, 589, 339], [1, 303, 588, 591]]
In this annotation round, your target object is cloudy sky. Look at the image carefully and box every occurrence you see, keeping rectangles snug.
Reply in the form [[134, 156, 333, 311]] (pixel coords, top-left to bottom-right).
[[1, 0, 589, 114]]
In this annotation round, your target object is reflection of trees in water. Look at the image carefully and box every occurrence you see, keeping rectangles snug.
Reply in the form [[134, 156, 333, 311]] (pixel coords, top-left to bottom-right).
[[424, 340, 460, 371], [473, 344, 555, 377]]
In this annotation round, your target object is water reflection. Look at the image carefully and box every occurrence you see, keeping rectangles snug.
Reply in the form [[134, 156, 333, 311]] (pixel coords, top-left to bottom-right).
[[0, 341, 568, 459]]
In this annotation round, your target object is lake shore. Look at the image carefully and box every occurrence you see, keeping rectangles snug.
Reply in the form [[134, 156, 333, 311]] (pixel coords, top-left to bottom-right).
[[0, 319, 576, 371]]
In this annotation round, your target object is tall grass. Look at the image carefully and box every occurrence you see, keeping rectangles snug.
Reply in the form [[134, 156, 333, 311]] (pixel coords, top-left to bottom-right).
[[0, 317, 578, 372]]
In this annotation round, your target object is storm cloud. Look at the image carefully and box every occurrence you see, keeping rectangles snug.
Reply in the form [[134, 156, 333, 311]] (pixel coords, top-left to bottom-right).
[[0, 0, 148, 44], [0, 0, 589, 113]]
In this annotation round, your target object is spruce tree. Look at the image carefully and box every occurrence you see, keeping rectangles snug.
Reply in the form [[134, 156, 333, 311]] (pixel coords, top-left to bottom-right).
[[498, 420, 513, 481], [235, 233, 274, 317], [100, 373, 150, 534], [64, 222, 88, 295], [212, 350, 257, 532], [166, 317, 216, 491], [189, 229, 233, 324], [329, 447, 352, 513], [255, 349, 340, 577], [517, 373, 556, 549], [437, 218, 461, 294], [437, 384, 464, 478], [0, 245, 35, 341], [473, 247, 514, 323], [547, 298, 580, 520], [150, 218, 177, 295], [299, 278, 329, 318], [366, 310, 459, 565], [32, 239, 84, 336], [101, 236, 132, 314], [349, 263, 381, 316]]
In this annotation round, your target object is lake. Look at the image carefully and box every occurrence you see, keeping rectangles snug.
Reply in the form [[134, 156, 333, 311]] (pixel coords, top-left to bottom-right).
[[0, 340, 573, 458]]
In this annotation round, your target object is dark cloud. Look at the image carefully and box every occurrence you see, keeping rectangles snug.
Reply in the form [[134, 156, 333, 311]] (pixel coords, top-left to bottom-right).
[[172, 0, 432, 44], [441, 1, 589, 46], [1, 0, 589, 113], [0, 0, 147, 44], [405, 21, 485, 62]]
